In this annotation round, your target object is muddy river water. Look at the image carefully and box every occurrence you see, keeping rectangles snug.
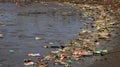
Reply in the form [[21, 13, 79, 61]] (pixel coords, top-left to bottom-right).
[[0, 2, 108, 67]]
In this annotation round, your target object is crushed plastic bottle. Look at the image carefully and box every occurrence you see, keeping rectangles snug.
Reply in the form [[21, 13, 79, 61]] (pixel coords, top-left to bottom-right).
[[0, 34, 3, 38], [49, 42, 54, 45], [102, 50, 108, 53], [94, 50, 101, 54], [51, 51, 59, 54], [67, 60, 72, 63], [35, 37, 43, 40], [83, 51, 93, 56], [9, 50, 15, 53], [94, 50, 108, 54], [24, 59, 34, 66], [28, 53, 41, 57]]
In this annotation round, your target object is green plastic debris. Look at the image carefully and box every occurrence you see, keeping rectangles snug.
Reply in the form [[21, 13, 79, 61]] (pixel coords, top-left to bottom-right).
[[67, 60, 72, 63], [63, 47, 69, 50], [66, 42, 71, 45], [55, 53, 60, 58], [109, 25, 118, 28], [102, 50, 108, 53], [94, 50, 101, 53], [94, 50, 108, 53], [99, 50, 103, 52], [9, 50, 15, 53], [84, 12, 88, 17], [76, 44, 80, 46]]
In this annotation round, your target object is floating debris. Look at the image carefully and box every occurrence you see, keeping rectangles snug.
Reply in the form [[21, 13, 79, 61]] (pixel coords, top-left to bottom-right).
[[0, 34, 3, 38], [49, 42, 54, 45], [9, 50, 15, 53], [24, 59, 34, 66], [0, 22, 4, 25], [35, 37, 43, 40], [28, 53, 41, 57]]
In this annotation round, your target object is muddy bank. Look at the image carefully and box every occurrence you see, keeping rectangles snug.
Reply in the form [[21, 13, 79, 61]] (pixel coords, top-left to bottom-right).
[[87, 27, 120, 67], [86, 2, 120, 67]]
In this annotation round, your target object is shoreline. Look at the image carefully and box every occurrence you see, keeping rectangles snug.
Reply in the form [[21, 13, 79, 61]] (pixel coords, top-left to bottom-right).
[[88, 3, 120, 67], [88, 27, 120, 67]]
